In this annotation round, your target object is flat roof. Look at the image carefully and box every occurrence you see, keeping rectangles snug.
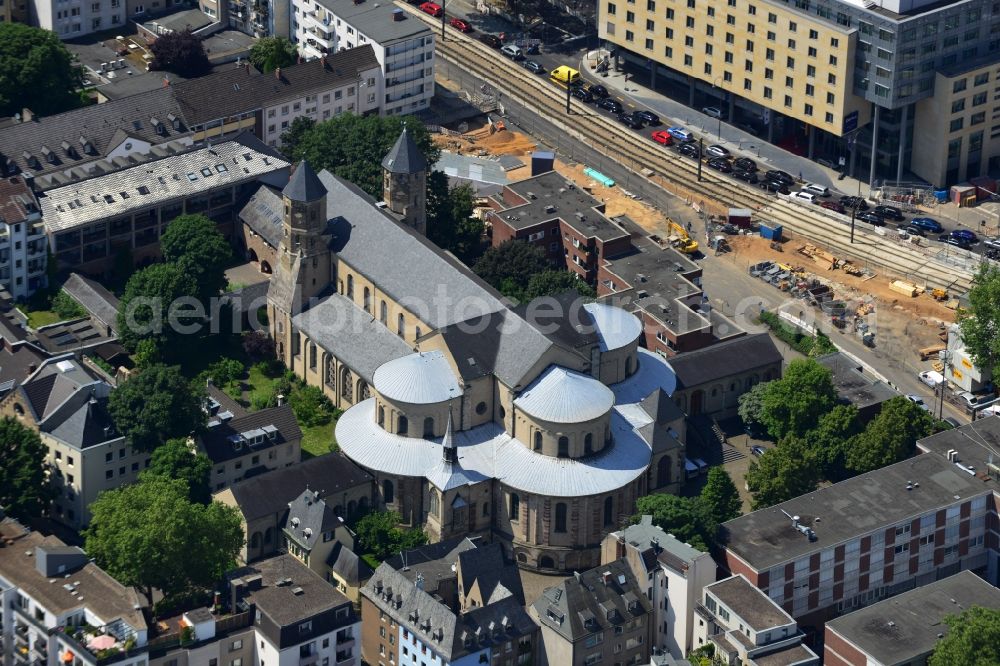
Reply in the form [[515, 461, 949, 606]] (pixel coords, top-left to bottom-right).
[[916, 415, 1000, 472], [825, 571, 1000, 665], [706, 575, 794, 633], [234, 553, 350, 625], [816, 352, 899, 410], [314, 0, 432, 43], [39, 134, 289, 232], [722, 448, 997, 571], [495, 171, 629, 242], [750, 643, 819, 666]]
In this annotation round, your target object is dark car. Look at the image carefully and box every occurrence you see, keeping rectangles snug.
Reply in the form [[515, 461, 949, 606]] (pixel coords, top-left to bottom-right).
[[761, 180, 790, 194], [616, 112, 643, 129], [910, 217, 943, 233], [478, 33, 502, 48], [523, 60, 545, 74], [597, 97, 622, 113], [707, 157, 732, 173], [733, 157, 758, 172], [572, 87, 594, 103], [857, 211, 886, 226], [840, 195, 869, 211], [873, 204, 904, 221], [818, 201, 846, 214], [951, 229, 979, 244], [751, 445, 766, 457], [633, 110, 661, 125], [678, 142, 700, 159], [587, 84, 609, 98], [733, 169, 758, 184], [765, 169, 795, 185], [903, 224, 926, 236]]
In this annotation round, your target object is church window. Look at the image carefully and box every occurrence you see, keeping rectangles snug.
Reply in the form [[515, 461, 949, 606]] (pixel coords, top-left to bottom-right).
[[380, 301, 388, 325], [383, 480, 394, 504], [378, 405, 385, 426], [346, 274, 354, 298], [557, 436, 569, 458], [534, 432, 542, 451], [398, 415, 408, 435], [554, 503, 567, 533], [340, 366, 353, 403], [397, 313, 405, 337], [308, 343, 316, 370], [423, 417, 434, 438], [584, 433, 593, 455], [363, 287, 371, 313], [325, 356, 335, 387], [510, 493, 520, 520], [604, 496, 614, 526]]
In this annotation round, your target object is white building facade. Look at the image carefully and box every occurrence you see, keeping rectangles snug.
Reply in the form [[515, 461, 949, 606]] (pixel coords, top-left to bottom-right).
[[29, 0, 126, 38]]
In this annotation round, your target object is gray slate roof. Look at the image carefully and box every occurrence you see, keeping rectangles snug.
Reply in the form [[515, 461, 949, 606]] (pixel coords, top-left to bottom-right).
[[62, 273, 121, 335], [382, 128, 428, 174], [199, 404, 302, 465], [293, 293, 412, 383], [667, 333, 782, 390], [240, 186, 283, 248], [0, 87, 189, 179], [319, 170, 507, 330], [284, 490, 342, 551], [328, 541, 373, 587], [456, 543, 526, 606], [284, 161, 326, 203]]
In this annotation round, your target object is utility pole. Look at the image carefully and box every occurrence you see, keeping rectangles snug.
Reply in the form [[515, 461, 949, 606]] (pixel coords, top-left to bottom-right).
[[697, 138, 704, 182], [937, 335, 951, 421], [441, 0, 446, 39], [566, 80, 571, 114], [850, 204, 857, 244]]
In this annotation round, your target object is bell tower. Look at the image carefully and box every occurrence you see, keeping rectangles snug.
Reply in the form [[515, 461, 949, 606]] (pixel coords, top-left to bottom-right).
[[267, 160, 332, 367], [381, 127, 428, 235]]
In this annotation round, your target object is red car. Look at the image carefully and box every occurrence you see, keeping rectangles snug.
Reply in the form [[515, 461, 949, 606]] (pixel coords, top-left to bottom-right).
[[651, 130, 672, 146], [449, 17, 473, 32], [419, 2, 443, 16]]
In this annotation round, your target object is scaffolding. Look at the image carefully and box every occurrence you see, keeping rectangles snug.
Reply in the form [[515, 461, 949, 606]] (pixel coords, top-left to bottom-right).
[[872, 180, 938, 210]]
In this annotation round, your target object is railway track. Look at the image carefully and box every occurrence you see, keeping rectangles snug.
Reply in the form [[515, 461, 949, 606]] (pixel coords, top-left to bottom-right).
[[405, 4, 976, 292]]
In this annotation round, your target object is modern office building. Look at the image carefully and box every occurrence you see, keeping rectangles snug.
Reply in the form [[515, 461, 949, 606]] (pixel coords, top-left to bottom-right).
[[599, 0, 1000, 186], [0, 175, 47, 300], [289, 0, 435, 116]]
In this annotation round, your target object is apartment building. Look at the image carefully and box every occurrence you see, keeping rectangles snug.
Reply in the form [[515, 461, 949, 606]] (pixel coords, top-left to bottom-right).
[[693, 575, 819, 665], [197, 403, 302, 492], [225, 0, 290, 38], [599, 0, 1000, 186], [361, 539, 538, 666], [0, 355, 146, 529], [290, 0, 435, 116], [721, 416, 1000, 632], [37, 133, 290, 275], [0, 517, 149, 666], [1, 0, 30, 23], [0, 175, 47, 300], [602, 516, 717, 659], [171, 48, 383, 147], [530, 558, 653, 666], [824, 570, 1000, 666], [28, 0, 126, 38]]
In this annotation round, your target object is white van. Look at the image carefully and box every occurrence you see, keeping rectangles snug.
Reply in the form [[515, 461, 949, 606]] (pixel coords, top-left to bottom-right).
[[918, 370, 943, 388], [803, 182, 830, 197], [500, 44, 523, 60], [791, 191, 817, 204]]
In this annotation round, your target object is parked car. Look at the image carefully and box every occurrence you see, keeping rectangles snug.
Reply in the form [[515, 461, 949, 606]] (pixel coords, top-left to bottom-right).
[[943, 416, 962, 428], [616, 112, 644, 129], [840, 195, 869, 211], [707, 157, 732, 172], [571, 87, 594, 103], [950, 229, 979, 244], [523, 60, 545, 74], [419, 1, 443, 16], [667, 126, 693, 142], [918, 370, 944, 387], [733, 157, 757, 172], [943, 237, 972, 250], [909, 217, 942, 233], [983, 237, 1000, 251], [586, 84, 610, 98], [957, 390, 988, 410], [906, 395, 930, 412], [818, 201, 845, 214], [857, 211, 886, 226], [765, 169, 795, 185], [702, 106, 723, 118], [733, 169, 758, 184], [678, 142, 701, 158], [598, 97, 622, 113], [706, 144, 730, 158], [651, 130, 672, 146], [790, 191, 817, 204], [633, 110, 661, 125], [751, 445, 766, 457], [499, 44, 524, 60], [903, 224, 926, 237], [478, 33, 502, 48], [449, 17, 473, 32], [802, 182, 830, 197], [761, 180, 790, 194], [872, 204, 904, 221]]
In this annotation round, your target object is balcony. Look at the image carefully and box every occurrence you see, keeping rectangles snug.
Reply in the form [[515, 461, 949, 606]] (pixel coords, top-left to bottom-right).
[[299, 652, 319, 666]]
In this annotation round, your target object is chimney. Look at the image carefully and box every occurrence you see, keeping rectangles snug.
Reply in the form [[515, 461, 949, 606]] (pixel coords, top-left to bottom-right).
[[298, 56, 304, 64], [616, 533, 626, 558], [275, 67, 281, 80], [276, 393, 285, 406], [321, 54, 327, 69], [601, 571, 612, 586], [415, 573, 424, 591], [21, 108, 34, 123], [391, 7, 404, 20]]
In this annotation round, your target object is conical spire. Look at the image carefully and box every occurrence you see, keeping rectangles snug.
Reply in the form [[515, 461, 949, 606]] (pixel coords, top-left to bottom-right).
[[381, 127, 428, 174], [283, 160, 326, 202], [442, 412, 458, 465]]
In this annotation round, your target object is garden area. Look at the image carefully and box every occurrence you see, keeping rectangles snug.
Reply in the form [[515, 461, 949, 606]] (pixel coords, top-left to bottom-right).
[[19, 287, 87, 328]]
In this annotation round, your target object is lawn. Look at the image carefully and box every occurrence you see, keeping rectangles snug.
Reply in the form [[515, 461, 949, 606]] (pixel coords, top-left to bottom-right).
[[23, 309, 62, 328], [246, 361, 284, 407], [300, 421, 337, 459]]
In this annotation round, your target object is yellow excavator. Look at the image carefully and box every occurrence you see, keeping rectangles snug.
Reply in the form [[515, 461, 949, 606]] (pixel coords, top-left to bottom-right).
[[667, 218, 699, 254]]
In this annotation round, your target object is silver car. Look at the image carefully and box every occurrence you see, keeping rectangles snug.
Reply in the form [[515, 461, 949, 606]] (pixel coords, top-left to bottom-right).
[[706, 144, 730, 158], [702, 106, 723, 118]]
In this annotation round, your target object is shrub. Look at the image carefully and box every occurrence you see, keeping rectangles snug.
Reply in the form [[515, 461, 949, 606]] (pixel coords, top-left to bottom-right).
[[289, 384, 334, 427]]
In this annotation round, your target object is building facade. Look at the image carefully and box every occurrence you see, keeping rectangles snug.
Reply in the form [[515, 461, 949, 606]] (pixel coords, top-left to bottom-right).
[[0, 175, 47, 300], [599, 0, 1000, 186], [28, 0, 126, 38]]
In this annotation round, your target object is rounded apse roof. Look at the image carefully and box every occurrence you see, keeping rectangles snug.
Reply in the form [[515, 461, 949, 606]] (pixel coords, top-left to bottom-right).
[[514, 365, 615, 424], [583, 302, 643, 352], [372, 350, 463, 405]]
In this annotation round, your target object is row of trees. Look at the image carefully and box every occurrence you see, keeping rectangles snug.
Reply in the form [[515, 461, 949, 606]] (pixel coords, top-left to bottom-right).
[[740, 359, 935, 509]]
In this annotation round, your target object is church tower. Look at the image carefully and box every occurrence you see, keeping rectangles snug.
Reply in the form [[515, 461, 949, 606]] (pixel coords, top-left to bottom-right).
[[267, 160, 333, 367], [382, 127, 428, 235]]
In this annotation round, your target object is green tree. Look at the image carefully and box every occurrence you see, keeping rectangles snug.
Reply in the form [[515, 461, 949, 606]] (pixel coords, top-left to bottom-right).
[[759, 359, 838, 440], [287, 115, 439, 198], [803, 404, 861, 482], [200, 357, 245, 389], [117, 263, 200, 353], [928, 606, 1000, 666], [289, 384, 336, 427], [51, 290, 86, 319], [150, 30, 211, 77], [700, 467, 742, 526], [633, 494, 712, 552], [0, 23, 83, 117], [746, 438, 820, 510], [522, 270, 597, 301], [354, 510, 428, 560], [426, 175, 484, 264], [160, 214, 232, 303], [0, 417, 55, 520], [108, 364, 204, 452], [84, 478, 243, 605], [141, 438, 212, 504], [737, 382, 769, 436], [279, 116, 316, 158], [958, 262, 1000, 375], [847, 396, 934, 474], [248, 36, 298, 73], [473, 240, 553, 297]]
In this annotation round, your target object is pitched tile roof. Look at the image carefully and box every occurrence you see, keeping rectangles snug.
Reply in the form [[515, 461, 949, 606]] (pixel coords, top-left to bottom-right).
[[62, 273, 120, 335], [667, 333, 781, 390], [239, 185, 283, 247], [198, 404, 302, 464], [327, 541, 373, 587], [170, 46, 379, 126], [0, 174, 39, 223]]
